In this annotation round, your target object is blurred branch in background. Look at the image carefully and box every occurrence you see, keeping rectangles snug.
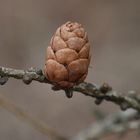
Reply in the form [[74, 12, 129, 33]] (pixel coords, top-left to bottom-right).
[[0, 93, 66, 140], [0, 92, 139, 140], [1, 66, 140, 112], [71, 109, 140, 140]]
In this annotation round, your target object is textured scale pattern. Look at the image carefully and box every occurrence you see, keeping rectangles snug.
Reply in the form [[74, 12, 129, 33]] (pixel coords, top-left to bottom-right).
[[44, 21, 91, 88]]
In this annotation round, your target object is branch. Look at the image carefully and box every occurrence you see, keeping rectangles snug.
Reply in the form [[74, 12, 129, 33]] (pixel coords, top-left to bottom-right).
[[0, 66, 51, 84], [0, 66, 140, 112], [71, 109, 140, 140], [0, 93, 66, 140]]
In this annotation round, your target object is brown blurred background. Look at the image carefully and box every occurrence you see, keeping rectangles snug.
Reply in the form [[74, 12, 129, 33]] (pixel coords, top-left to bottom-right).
[[0, 0, 140, 139]]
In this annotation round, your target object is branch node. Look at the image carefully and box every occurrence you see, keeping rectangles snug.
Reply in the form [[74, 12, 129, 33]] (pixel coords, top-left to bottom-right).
[[22, 74, 32, 85], [120, 102, 129, 111], [95, 98, 103, 105], [100, 83, 112, 94], [65, 89, 73, 98], [0, 76, 8, 85]]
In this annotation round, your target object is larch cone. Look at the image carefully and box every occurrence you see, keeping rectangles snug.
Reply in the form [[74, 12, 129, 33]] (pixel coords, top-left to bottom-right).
[[44, 21, 91, 88]]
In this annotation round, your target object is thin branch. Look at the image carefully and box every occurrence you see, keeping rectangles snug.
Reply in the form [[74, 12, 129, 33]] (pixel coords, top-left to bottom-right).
[[71, 109, 140, 140], [0, 66, 51, 84], [0, 93, 66, 140], [73, 83, 140, 112], [0, 66, 140, 112]]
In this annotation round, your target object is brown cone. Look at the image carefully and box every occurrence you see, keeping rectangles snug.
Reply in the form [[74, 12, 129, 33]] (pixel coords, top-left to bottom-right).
[[44, 21, 91, 88]]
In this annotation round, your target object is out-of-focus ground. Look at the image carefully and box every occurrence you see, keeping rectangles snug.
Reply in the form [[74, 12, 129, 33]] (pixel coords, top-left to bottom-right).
[[0, 0, 140, 139]]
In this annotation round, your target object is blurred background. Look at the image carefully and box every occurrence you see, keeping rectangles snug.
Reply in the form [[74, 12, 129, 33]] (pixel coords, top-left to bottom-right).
[[0, 0, 140, 139]]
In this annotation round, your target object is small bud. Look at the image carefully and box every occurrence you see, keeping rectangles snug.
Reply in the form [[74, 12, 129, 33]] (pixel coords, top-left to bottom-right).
[[95, 98, 103, 105], [120, 102, 129, 111], [65, 89, 73, 98], [100, 83, 112, 94], [23, 74, 32, 84], [0, 76, 8, 85]]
